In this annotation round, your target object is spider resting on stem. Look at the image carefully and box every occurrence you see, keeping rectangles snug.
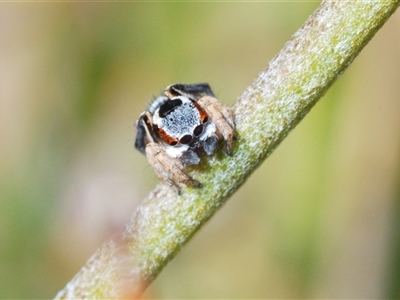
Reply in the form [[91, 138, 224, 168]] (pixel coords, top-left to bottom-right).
[[135, 83, 235, 194]]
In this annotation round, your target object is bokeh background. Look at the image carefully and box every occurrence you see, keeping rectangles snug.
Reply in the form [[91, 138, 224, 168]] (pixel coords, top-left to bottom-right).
[[1, 2, 400, 299]]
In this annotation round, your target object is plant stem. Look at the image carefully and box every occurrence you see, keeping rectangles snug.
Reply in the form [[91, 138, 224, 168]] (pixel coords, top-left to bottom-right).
[[55, 1, 400, 299]]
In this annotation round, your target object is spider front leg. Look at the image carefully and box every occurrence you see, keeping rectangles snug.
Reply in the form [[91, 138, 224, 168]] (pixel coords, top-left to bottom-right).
[[145, 142, 201, 195], [198, 96, 236, 155], [136, 111, 200, 194]]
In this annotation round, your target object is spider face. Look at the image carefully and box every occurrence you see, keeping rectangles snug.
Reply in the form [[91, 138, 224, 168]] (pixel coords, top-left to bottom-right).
[[153, 96, 206, 151], [135, 83, 235, 194]]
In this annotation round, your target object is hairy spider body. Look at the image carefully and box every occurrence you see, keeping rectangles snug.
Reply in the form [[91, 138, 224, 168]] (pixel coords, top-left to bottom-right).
[[135, 83, 235, 194]]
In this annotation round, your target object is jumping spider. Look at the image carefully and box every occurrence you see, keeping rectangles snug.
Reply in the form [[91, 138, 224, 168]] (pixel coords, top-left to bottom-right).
[[135, 83, 236, 194]]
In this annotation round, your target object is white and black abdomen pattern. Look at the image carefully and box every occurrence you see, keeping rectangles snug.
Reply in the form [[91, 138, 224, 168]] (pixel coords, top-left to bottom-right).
[[152, 96, 219, 165], [157, 99, 200, 141]]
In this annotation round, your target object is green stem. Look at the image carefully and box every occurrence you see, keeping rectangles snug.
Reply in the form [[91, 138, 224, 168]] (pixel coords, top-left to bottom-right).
[[55, 1, 400, 299]]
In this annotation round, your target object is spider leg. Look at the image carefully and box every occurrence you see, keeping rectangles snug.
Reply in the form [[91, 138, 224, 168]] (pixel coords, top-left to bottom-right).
[[146, 142, 201, 195], [136, 111, 200, 194], [165, 83, 215, 100], [134, 116, 147, 155], [179, 83, 215, 97], [134, 111, 157, 155], [198, 96, 236, 155]]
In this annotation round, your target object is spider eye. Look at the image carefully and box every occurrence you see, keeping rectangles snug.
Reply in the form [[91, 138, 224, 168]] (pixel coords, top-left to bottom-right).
[[179, 134, 193, 145], [193, 124, 204, 136], [169, 140, 178, 146], [202, 116, 208, 123]]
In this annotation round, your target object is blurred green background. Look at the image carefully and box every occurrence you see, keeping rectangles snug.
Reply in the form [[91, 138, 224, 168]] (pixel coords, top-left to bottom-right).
[[1, 2, 400, 299]]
